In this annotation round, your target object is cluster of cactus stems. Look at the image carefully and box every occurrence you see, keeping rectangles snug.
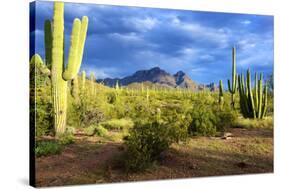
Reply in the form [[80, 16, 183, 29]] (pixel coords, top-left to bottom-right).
[[238, 69, 268, 119], [40, 2, 88, 135], [227, 47, 238, 108], [219, 80, 224, 106]]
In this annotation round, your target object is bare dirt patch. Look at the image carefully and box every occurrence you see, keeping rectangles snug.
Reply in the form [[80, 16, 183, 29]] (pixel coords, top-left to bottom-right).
[[35, 128, 273, 187]]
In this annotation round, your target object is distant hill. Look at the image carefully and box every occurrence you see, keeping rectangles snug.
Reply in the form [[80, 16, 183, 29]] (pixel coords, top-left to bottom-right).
[[97, 67, 217, 91]]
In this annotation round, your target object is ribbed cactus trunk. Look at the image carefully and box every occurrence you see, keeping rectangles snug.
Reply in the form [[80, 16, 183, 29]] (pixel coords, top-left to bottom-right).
[[47, 2, 88, 136], [51, 2, 67, 135], [228, 47, 237, 109], [219, 80, 224, 106]]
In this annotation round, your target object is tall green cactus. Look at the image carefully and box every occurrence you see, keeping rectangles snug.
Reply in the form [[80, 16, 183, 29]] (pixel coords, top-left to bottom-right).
[[219, 80, 224, 106], [238, 69, 267, 119], [42, 2, 88, 135], [227, 47, 238, 108]]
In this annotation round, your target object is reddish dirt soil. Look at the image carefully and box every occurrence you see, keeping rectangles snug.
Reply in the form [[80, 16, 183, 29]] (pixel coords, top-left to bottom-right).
[[35, 128, 273, 187]]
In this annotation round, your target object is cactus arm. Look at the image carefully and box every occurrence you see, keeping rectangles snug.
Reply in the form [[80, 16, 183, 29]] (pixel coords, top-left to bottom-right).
[[227, 79, 232, 93], [77, 16, 88, 67], [261, 84, 268, 118], [44, 20, 53, 69], [62, 19, 81, 80], [246, 69, 256, 118], [254, 72, 258, 109], [257, 73, 263, 118], [31, 54, 51, 75]]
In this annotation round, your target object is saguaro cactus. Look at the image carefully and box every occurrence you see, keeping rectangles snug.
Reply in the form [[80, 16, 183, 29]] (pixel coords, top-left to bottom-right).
[[227, 47, 237, 108], [42, 2, 88, 135], [219, 80, 224, 106], [238, 69, 268, 119]]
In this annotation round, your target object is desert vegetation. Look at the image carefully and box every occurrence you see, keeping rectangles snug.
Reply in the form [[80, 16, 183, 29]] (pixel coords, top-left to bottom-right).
[[31, 2, 273, 187]]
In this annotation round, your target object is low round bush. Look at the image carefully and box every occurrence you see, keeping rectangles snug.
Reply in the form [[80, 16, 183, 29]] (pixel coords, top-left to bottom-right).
[[124, 120, 177, 172], [84, 125, 108, 137], [35, 140, 62, 157]]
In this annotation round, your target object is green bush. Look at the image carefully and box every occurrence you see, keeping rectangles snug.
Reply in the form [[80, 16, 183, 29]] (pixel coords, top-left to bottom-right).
[[95, 125, 108, 137], [35, 140, 62, 157], [189, 106, 217, 136], [58, 133, 75, 145], [215, 107, 238, 131], [124, 120, 178, 172], [84, 125, 108, 137], [101, 118, 134, 130]]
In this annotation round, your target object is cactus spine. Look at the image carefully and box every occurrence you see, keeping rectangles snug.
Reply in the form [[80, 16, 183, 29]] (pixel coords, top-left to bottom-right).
[[45, 2, 88, 135], [227, 47, 237, 108], [238, 69, 267, 119], [219, 80, 224, 106]]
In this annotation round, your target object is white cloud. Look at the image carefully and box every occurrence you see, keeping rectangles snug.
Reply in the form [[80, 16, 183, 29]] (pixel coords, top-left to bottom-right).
[[241, 20, 251, 25], [123, 17, 159, 32], [170, 18, 231, 48]]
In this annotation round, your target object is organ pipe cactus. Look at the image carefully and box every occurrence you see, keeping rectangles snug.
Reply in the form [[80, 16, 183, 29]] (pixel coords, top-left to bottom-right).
[[238, 69, 267, 119], [219, 80, 224, 106], [42, 2, 88, 135], [227, 47, 238, 108]]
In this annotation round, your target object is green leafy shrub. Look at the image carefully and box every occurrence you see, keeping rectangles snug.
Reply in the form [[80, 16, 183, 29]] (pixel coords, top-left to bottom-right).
[[84, 125, 108, 137], [124, 121, 176, 172], [215, 107, 238, 131], [35, 140, 62, 157], [58, 133, 75, 145], [95, 125, 108, 137], [189, 100, 218, 136], [101, 118, 134, 130]]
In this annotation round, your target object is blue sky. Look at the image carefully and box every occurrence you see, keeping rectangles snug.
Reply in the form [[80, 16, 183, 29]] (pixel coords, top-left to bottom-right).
[[31, 1, 274, 84]]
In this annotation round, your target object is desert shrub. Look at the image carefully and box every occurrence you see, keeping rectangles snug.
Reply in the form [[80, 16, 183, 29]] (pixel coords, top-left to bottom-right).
[[101, 118, 134, 130], [189, 99, 218, 136], [106, 91, 117, 104], [124, 120, 180, 172], [35, 140, 62, 157], [235, 116, 273, 129], [65, 126, 76, 135], [215, 107, 238, 131], [95, 125, 108, 137], [70, 101, 105, 128], [58, 133, 75, 145], [84, 125, 108, 137]]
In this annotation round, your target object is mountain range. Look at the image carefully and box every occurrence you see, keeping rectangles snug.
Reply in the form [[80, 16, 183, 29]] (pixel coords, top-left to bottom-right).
[[97, 67, 217, 91]]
